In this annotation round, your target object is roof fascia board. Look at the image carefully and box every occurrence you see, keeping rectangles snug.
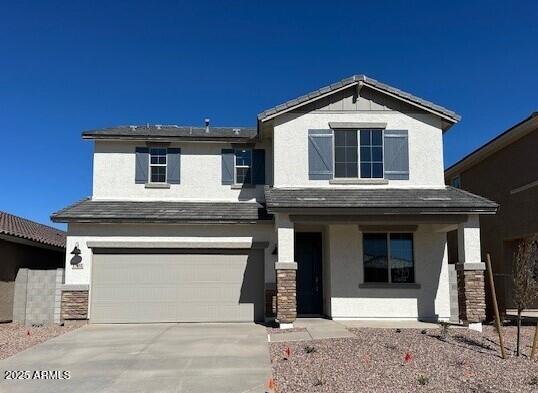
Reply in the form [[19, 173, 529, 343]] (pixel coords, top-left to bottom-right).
[[445, 115, 538, 178], [0, 233, 64, 251], [83, 135, 260, 143], [259, 82, 359, 122], [259, 80, 458, 124], [266, 207, 497, 215]]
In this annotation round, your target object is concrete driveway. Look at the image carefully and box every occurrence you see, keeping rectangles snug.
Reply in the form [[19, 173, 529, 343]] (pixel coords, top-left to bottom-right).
[[0, 323, 271, 393]]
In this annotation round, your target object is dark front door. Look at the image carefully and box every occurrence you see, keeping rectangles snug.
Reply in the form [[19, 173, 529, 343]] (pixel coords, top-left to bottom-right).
[[295, 232, 323, 315]]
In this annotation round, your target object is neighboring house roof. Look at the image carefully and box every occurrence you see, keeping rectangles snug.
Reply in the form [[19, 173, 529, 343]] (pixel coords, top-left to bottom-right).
[[257, 74, 461, 125], [51, 199, 271, 224], [264, 186, 497, 214], [82, 125, 258, 142], [0, 211, 66, 249], [445, 111, 538, 179]]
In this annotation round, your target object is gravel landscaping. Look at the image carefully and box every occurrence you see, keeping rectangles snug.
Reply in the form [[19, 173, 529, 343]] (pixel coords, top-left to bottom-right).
[[270, 325, 538, 392], [0, 323, 80, 360]]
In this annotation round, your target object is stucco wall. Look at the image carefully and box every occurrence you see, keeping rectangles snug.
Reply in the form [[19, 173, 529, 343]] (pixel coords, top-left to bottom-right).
[[92, 140, 272, 201], [64, 223, 277, 286], [272, 111, 445, 188], [327, 224, 450, 320]]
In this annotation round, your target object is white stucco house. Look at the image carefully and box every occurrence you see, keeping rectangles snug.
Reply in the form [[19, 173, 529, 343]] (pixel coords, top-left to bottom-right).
[[52, 75, 497, 328]]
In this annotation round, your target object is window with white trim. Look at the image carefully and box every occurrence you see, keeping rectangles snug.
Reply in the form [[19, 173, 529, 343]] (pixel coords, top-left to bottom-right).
[[149, 148, 167, 183], [234, 148, 252, 184], [363, 233, 415, 283], [360, 129, 384, 178]]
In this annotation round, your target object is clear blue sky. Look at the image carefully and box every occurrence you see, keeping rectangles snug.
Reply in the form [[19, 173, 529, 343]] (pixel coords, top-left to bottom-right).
[[1, 0, 537, 229]]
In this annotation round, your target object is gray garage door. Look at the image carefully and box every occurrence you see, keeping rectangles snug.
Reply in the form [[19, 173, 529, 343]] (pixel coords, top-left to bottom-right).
[[90, 250, 264, 323]]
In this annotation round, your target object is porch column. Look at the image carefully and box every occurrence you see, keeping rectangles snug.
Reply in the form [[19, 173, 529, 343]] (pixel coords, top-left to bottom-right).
[[275, 213, 297, 328], [456, 214, 486, 330]]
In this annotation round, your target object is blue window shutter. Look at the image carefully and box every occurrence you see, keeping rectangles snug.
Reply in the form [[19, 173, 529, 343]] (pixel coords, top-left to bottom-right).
[[135, 147, 149, 184], [384, 130, 409, 180], [252, 149, 265, 185], [221, 149, 234, 185], [167, 148, 181, 184], [308, 129, 333, 180]]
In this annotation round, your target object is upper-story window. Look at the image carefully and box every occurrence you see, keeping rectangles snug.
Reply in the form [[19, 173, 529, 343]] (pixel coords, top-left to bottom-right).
[[451, 176, 461, 188], [234, 148, 252, 184], [149, 148, 167, 183], [333, 129, 384, 179], [360, 129, 384, 178]]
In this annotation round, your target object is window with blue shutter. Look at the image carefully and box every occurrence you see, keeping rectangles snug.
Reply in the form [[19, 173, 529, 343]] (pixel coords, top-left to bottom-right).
[[222, 148, 266, 185], [135, 147, 149, 184]]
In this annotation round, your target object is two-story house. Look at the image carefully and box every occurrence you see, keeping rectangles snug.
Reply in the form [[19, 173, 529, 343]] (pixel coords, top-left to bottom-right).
[[52, 75, 497, 329]]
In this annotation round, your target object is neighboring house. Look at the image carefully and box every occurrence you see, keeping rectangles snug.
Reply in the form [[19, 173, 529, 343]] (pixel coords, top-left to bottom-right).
[[0, 211, 65, 321], [445, 112, 538, 316], [51, 74, 497, 328]]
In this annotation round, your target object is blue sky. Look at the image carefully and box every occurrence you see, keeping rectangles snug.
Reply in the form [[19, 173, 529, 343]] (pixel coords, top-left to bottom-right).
[[1, 0, 537, 229]]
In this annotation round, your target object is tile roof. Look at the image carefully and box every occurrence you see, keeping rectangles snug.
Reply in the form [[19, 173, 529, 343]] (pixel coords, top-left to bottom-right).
[[0, 211, 66, 248], [82, 125, 258, 141], [51, 199, 271, 223], [264, 186, 497, 214], [258, 74, 461, 123]]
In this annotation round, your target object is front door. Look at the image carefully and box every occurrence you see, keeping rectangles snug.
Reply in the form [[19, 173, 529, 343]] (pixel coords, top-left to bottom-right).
[[295, 232, 323, 315]]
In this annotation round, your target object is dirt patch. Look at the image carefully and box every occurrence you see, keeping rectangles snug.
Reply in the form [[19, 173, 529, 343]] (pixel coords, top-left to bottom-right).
[[269, 325, 538, 392], [0, 323, 80, 360]]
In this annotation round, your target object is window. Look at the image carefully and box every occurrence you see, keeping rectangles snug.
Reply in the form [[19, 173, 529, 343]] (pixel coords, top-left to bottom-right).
[[451, 176, 461, 188], [149, 148, 167, 183], [334, 130, 358, 178], [333, 129, 384, 179], [234, 148, 252, 184], [363, 233, 414, 283], [360, 129, 384, 178]]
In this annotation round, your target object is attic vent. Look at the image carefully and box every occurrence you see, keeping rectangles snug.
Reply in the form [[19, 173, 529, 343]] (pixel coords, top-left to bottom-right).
[[129, 125, 137, 130], [204, 118, 210, 133], [233, 128, 240, 135], [155, 124, 162, 130]]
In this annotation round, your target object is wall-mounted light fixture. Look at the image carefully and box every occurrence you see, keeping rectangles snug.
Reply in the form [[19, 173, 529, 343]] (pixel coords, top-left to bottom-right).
[[70, 243, 83, 269]]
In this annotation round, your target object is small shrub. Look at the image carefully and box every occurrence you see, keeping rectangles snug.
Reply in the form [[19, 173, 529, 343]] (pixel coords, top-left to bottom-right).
[[420, 329, 427, 335], [304, 345, 317, 354], [439, 321, 450, 341], [396, 328, 402, 333], [417, 374, 429, 386]]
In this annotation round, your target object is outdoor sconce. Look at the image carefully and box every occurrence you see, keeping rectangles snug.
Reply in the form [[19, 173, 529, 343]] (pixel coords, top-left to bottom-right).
[[70, 243, 83, 269]]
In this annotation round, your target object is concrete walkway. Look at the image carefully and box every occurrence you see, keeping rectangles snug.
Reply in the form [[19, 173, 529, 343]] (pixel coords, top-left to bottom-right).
[[268, 318, 446, 342], [0, 323, 271, 393]]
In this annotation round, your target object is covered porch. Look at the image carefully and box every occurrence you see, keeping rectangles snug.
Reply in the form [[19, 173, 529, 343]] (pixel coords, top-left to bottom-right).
[[265, 186, 498, 329]]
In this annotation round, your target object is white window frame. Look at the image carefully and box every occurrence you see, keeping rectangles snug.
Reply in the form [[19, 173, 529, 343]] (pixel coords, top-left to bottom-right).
[[359, 128, 384, 179], [149, 147, 167, 184], [363, 232, 415, 284], [332, 128, 385, 179], [234, 148, 252, 185]]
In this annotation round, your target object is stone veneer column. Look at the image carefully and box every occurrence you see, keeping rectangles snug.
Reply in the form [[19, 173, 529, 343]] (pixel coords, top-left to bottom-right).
[[60, 284, 89, 324], [275, 214, 297, 328], [456, 264, 486, 323], [456, 215, 486, 330]]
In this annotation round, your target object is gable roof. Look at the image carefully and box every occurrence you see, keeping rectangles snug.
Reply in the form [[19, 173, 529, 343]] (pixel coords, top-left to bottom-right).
[[0, 211, 66, 249], [257, 74, 461, 126], [82, 125, 258, 142], [445, 111, 538, 178]]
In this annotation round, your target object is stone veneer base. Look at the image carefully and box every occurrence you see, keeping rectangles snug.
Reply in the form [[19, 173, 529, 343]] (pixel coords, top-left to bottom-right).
[[276, 269, 297, 324], [456, 264, 486, 323], [61, 290, 89, 321]]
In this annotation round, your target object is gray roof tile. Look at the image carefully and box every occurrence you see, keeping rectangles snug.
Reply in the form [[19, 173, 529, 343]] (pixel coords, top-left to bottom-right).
[[83, 125, 258, 141], [258, 74, 461, 122], [51, 199, 271, 223], [264, 186, 497, 214]]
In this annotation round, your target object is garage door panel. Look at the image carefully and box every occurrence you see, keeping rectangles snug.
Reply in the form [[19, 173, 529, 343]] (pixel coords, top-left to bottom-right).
[[90, 251, 263, 323]]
